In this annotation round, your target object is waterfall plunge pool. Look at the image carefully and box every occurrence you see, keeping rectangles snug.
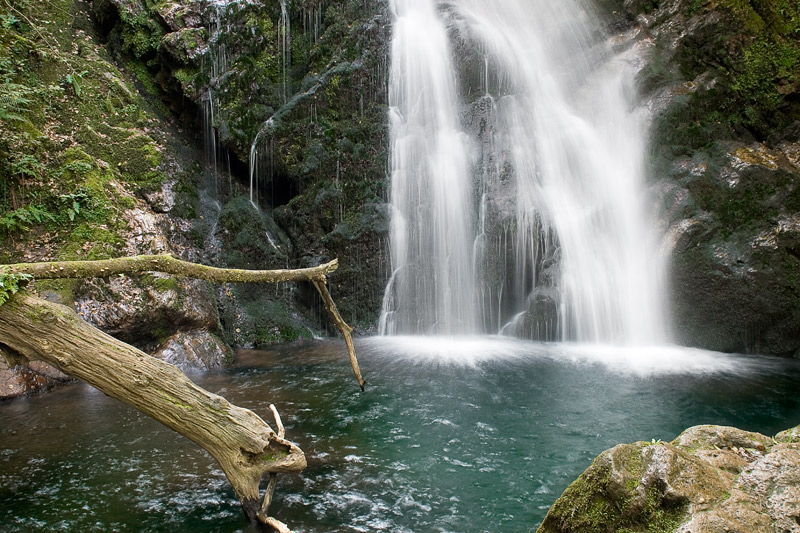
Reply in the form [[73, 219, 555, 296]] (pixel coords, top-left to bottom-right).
[[2, 337, 800, 532]]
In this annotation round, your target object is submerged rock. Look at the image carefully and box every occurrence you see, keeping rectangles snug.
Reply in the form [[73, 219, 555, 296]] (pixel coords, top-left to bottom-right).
[[538, 424, 800, 532]]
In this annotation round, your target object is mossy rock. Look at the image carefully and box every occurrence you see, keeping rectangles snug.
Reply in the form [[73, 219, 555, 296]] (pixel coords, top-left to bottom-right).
[[538, 424, 800, 532], [538, 441, 707, 533]]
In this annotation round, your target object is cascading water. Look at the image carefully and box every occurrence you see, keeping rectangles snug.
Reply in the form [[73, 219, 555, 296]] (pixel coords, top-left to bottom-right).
[[379, 0, 478, 335], [380, 0, 669, 345]]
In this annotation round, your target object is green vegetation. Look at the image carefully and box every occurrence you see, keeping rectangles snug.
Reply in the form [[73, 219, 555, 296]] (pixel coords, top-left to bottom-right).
[[0, 0, 173, 263], [540, 443, 689, 533], [669, 0, 800, 139], [219, 282, 313, 347], [0, 265, 31, 306]]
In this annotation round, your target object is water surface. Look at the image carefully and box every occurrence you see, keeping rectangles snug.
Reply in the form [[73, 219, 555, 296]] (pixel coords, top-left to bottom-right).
[[2, 337, 800, 532]]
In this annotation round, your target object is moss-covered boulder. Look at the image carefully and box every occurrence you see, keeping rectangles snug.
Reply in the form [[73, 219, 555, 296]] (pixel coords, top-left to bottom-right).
[[539, 424, 800, 532]]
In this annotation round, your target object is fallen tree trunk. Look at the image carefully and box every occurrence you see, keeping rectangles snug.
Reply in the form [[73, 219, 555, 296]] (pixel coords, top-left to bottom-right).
[[5, 254, 339, 283], [1, 254, 366, 528], [6, 254, 366, 389], [0, 293, 306, 522]]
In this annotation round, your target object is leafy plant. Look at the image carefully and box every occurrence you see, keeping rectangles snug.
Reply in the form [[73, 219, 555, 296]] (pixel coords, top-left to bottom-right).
[[0, 82, 32, 123], [0, 13, 18, 29], [9, 154, 42, 179], [0, 265, 32, 306], [0, 205, 55, 235], [58, 191, 91, 222], [64, 70, 88, 97]]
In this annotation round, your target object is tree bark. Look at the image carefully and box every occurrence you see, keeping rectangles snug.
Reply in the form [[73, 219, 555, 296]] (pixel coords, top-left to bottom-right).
[[6, 254, 339, 283], [0, 293, 306, 522], [2, 254, 364, 529], [313, 279, 365, 390]]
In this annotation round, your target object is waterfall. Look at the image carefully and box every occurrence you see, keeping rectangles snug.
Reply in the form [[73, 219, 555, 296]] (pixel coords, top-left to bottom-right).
[[380, 0, 478, 335], [380, 0, 669, 345]]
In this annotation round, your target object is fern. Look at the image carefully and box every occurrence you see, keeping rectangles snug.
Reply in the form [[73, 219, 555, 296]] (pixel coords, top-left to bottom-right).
[[0, 205, 56, 235], [0, 265, 31, 306], [0, 82, 32, 123]]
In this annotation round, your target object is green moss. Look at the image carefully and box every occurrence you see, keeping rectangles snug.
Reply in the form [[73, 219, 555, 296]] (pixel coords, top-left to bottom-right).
[[260, 449, 289, 463], [161, 392, 193, 410], [668, 0, 800, 138], [540, 443, 690, 533], [141, 274, 180, 293], [125, 59, 161, 98], [31, 279, 79, 305], [218, 281, 314, 347], [173, 67, 199, 88], [57, 223, 126, 260]]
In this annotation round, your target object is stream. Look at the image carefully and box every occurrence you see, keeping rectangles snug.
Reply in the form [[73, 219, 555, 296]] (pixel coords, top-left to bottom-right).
[[2, 337, 800, 532]]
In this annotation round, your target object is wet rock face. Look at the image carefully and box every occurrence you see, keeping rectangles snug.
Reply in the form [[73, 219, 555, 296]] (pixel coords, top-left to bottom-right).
[[1, 177, 230, 398], [152, 330, 233, 372], [664, 141, 800, 355], [74, 274, 218, 347], [538, 424, 800, 533], [0, 358, 74, 400], [626, 0, 800, 355]]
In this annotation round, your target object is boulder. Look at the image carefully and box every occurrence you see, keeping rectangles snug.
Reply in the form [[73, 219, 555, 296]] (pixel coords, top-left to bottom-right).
[[152, 330, 234, 372], [538, 424, 800, 532], [0, 357, 74, 400]]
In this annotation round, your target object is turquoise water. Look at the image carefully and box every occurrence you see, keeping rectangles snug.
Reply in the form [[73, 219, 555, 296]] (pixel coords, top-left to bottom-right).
[[2, 337, 800, 532]]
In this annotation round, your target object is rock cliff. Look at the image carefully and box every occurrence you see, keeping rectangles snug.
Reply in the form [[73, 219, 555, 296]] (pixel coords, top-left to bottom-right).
[[616, 0, 800, 354], [2, 0, 799, 401]]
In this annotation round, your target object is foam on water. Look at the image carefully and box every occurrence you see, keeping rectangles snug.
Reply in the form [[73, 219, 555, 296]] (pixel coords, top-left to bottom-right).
[[359, 335, 767, 376]]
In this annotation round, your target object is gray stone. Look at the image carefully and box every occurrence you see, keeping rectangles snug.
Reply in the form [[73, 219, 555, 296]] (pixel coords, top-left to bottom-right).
[[152, 330, 234, 372]]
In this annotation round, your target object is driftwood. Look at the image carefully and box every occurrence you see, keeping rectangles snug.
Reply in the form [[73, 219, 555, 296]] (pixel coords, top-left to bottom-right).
[[6, 254, 366, 389], [258, 405, 286, 528], [0, 293, 304, 523], [1, 255, 367, 529]]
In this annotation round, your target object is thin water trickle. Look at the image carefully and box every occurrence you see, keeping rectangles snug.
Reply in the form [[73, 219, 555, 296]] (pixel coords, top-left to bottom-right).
[[380, 0, 668, 344], [279, 0, 290, 103]]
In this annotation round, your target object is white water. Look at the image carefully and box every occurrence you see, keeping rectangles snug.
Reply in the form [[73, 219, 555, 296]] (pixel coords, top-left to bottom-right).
[[380, 0, 669, 345], [360, 336, 755, 376], [380, 0, 478, 335]]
